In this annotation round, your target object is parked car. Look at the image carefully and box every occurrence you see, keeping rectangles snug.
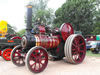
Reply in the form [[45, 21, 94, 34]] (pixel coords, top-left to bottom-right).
[[90, 41, 100, 54], [86, 41, 93, 50]]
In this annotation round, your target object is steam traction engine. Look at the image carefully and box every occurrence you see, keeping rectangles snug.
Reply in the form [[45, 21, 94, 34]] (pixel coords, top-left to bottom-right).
[[11, 5, 86, 73], [0, 21, 21, 61]]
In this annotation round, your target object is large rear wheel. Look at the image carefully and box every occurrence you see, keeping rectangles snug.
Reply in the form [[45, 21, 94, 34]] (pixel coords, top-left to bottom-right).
[[64, 34, 86, 64]]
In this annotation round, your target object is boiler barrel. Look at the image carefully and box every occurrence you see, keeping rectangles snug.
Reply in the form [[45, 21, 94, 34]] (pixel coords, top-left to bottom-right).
[[34, 35, 60, 48]]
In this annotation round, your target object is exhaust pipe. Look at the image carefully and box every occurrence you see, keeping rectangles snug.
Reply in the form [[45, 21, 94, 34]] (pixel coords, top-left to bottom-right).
[[26, 4, 33, 35], [21, 5, 36, 49]]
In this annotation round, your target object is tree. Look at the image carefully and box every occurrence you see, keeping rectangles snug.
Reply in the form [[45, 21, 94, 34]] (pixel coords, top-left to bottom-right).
[[26, 0, 54, 25], [92, 27, 100, 35], [17, 29, 25, 37], [92, 8, 100, 35], [54, 0, 100, 35], [7, 24, 16, 34]]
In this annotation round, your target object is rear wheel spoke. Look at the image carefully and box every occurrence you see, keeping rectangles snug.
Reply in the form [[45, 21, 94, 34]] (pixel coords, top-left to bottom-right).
[[79, 50, 84, 53], [79, 43, 84, 46]]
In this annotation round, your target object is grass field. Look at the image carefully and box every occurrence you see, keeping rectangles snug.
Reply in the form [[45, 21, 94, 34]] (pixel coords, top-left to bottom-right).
[[86, 50, 100, 57]]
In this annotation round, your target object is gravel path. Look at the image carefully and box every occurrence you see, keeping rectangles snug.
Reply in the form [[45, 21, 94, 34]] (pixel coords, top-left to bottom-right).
[[0, 56, 100, 75]]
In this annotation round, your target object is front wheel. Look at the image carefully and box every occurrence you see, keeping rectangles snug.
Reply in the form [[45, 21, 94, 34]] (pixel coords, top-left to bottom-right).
[[11, 45, 25, 67], [25, 46, 48, 73], [2, 48, 12, 61]]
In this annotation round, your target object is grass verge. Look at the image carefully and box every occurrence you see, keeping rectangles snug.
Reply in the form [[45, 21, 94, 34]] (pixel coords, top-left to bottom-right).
[[86, 50, 100, 57]]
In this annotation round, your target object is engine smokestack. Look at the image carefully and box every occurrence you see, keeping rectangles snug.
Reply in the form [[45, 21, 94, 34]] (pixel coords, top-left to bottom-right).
[[26, 4, 33, 35]]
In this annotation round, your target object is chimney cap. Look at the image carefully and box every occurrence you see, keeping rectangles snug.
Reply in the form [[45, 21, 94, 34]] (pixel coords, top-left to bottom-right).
[[26, 4, 32, 8]]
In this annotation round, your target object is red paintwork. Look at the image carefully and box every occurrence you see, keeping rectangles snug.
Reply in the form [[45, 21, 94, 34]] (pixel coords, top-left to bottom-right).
[[8, 40, 14, 43], [11, 36, 22, 40], [72, 35, 86, 63], [61, 23, 74, 41], [35, 35, 60, 48], [86, 35, 96, 42], [8, 36, 21, 42], [2, 48, 12, 61], [28, 49, 48, 73], [0, 50, 1, 56], [12, 47, 25, 66], [38, 25, 46, 33]]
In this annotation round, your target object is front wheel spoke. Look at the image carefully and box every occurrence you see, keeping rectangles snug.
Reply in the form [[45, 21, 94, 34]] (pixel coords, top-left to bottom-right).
[[34, 63, 37, 70], [15, 52, 20, 54], [18, 58, 22, 62], [19, 58, 22, 63], [30, 58, 35, 61], [30, 63, 35, 67], [16, 49, 21, 52], [14, 53, 20, 57], [39, 52, 43, 57], [31, 54, 37, 58], [34, 51, 39, 55], [39, 57, 42, 61], [21, 58, 24, 63], [14, 58, 20, 61], [15, 59, 20, 63], [40, 62, 44, 65], [39, 63, 41, 69]]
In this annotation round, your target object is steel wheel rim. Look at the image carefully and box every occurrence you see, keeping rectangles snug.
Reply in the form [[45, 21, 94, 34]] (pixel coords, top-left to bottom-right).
[[68, 34, 77, 63], [71, 35, 86, 63], [64, 34, 73, 63], [2, 49, 12, 61], [27, 48, 48, 73]]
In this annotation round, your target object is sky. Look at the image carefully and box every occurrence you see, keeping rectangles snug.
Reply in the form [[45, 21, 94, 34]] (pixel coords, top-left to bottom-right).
[[0, 0, 66, 31]]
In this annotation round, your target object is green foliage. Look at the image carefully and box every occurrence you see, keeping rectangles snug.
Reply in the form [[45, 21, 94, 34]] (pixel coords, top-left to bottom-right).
[[34, 9, 54, 25], [86, 51, 100, 57], [17, 29, 25, 37], [27, 0, 54, 25], [54, 0, 100, 35], [92, 27, 100, 35], [7, 24, 16, 34], [92, 8, 100, 34]]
